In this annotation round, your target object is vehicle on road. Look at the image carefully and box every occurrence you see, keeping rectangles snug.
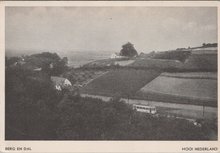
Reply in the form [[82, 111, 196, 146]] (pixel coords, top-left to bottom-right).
[[133, 104, 157, 114]]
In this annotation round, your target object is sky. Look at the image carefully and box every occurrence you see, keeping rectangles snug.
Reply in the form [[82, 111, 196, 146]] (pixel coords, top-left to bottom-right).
[[6, 7, 217, 55]]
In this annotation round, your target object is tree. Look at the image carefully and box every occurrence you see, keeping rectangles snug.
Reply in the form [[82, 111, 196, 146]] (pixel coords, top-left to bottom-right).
[[52, 57, 68, 76], [5, 65, 62, 140], [120, 42, 138, 57], [62, 57, 68, 65], [5, 56, 21, 66]]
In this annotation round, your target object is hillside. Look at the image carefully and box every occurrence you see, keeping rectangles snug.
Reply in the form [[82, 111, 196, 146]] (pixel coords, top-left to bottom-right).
[[81, 69, 161, 97], [136, 72, 217, 107], [81, 43, 217, 108]]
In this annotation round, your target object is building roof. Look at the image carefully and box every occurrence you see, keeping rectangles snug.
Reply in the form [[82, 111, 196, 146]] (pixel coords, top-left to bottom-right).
[[111, 52, 121, 56], [51, 76, 67, 86]]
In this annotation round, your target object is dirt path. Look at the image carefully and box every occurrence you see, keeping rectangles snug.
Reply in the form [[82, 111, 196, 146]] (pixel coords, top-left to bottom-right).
[[84, 71, 109, 86]]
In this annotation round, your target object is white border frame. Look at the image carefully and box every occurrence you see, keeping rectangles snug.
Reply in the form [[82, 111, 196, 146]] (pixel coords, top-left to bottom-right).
[[0, 1, 219, 153]]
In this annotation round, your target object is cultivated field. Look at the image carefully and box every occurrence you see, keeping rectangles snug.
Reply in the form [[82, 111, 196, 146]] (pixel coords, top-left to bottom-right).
[[136, 73, 217, 107], [81, 69, 161, 97], [62, 69, 108, 87]]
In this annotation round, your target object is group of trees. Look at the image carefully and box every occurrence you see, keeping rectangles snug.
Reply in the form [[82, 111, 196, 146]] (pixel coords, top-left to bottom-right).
[[26, 52, 68, 75], [202, 43, 217, 48], [56, 94, 216, 140], [6, 52, 68, 76], [5, 52, 69, 139], [5, 66, 62, 139], [120, 42, 138, 57]]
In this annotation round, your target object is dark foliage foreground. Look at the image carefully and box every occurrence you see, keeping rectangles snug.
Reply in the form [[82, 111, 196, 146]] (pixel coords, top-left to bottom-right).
[[5, 56, 217, 140], [56, 96, 217, 140]]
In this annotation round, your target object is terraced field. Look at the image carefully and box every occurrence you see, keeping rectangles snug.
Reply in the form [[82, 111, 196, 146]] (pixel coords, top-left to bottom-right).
[[136, 72, 217, 107], [62, 69, 107, 87], [81, 69, 161, 97]]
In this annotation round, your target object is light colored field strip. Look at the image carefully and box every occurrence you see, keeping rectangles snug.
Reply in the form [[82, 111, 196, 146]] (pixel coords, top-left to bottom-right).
[[161, 72, 217, 80], [81, 94, 112, 101]]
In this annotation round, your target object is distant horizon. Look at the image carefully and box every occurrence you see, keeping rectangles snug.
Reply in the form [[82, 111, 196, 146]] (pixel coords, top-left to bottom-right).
[[5, 48, 116, 57], [5, 41, 217, 58]]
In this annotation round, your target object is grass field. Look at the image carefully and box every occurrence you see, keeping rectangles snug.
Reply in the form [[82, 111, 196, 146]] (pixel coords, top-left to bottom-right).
[[130, 58, 183, 69], [81, 69, 161, 97], [136, 73, 217, 107], [130, 53, 217, 72], [191, 47, 217, 54], [183, 54, 217, 71]]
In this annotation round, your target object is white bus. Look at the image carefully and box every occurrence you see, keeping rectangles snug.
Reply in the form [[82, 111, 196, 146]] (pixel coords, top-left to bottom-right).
[[133, 104, 157, 114]]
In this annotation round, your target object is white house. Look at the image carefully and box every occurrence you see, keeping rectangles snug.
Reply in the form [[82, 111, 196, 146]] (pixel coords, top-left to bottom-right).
[[110, 53, 125, 59], [51, 76, 72, 91]]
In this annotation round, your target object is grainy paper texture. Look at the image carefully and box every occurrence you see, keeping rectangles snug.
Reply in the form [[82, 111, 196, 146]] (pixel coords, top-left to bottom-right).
[[0, 1, 219, 153]]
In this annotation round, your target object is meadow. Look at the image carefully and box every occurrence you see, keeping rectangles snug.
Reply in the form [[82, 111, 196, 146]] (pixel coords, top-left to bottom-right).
[[81, 69, 161, 97], [130, 58, 183, 70], [81, 46, 217, 108], [183, 54, 217, 71], [136, 73, 217, 107], [130, 53, 217, 72]]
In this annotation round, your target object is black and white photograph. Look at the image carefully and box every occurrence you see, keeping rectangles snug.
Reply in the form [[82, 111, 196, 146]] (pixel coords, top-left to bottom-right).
[[4, 4, 218, 143]]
